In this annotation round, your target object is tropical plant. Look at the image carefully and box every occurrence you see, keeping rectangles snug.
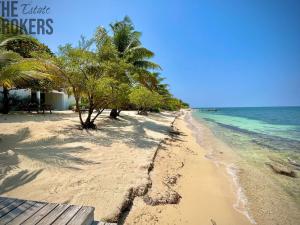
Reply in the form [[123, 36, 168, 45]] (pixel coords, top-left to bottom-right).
[[57, 32, 131, 128], [0, 18, 56, 113], [108, 16, 161, 118], [4, 37, 53, 58], [129, 86, 162, 115], [0, 38, 56, 113]]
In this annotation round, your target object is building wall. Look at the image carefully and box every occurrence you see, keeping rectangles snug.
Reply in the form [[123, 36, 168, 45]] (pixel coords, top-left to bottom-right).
[[9, 89, 31, 99], [45, 92, 64, 110], [0, 88, 31, 110], [45, 92, 75, 110], [0, 87, 75, 111]]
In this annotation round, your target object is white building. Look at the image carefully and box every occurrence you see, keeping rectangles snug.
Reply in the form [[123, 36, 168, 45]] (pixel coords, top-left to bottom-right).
[[0, 88, 76, 110]]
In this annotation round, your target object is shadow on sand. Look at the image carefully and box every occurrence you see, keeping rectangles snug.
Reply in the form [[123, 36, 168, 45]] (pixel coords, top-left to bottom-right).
[[0, 112, 172, 194]]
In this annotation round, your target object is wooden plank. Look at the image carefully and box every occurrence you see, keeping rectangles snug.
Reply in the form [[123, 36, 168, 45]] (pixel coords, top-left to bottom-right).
[[94, 222, 117, 225], [6, 202, 46, 225], [36, 204, 69, 225], [0, 199, 25, 218], [0, 198, 16, 210], [0, 197, 7, 204], [51, 205, 82, 225], [0, 201, 35, 224], [22, 203, 58, 225], [67, 206, 94, 225]]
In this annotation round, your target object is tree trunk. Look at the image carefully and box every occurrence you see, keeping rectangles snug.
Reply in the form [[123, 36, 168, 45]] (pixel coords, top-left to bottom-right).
[[139, 110, 148, 115], [110, 108, 118, 119], [1, 87, 10, 114], [82, 105, 96, 129], [75, 96, 84, 126], [82, 119, 96, 129]]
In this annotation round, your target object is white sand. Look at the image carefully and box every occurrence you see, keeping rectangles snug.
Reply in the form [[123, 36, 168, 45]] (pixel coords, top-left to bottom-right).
[[124, 111, 252, 225], [0, 110, 175, 222]]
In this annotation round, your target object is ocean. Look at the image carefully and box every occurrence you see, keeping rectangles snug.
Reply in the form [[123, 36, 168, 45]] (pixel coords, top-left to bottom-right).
[[192, 106, 300, 157], [191, 106, 300, 224]]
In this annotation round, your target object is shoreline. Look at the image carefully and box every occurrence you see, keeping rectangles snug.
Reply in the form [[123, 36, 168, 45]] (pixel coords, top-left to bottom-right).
[[185, 112, 256, 224], [124, 110, 252, 225], [2, 110, 298, 224], [189, 109, 300, 225]]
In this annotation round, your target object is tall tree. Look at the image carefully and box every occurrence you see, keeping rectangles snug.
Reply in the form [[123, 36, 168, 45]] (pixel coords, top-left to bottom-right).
[[108, 16, 161, 118], [57, 31, 131, 129]]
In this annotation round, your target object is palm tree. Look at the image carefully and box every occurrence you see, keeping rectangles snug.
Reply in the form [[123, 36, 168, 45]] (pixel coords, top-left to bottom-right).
[[0, 35, 55, 114], [108, 16, 161, 118]]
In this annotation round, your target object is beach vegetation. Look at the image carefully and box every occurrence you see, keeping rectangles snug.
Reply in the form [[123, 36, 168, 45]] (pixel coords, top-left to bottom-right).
[[0, 19, 58, 113], [0, 16, 188, 126], [129, 86, 162, 115], [108, 16, 161, 118]]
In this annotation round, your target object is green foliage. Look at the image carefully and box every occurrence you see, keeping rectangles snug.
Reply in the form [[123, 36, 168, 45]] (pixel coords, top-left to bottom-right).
[[129, 86, 162, 114], [57, 35, 133, 127], [4, 38, 53, 58], [0, 16, 190, 119], [0, 28, 57, 113], [0, 48, 55, 89], [0, 20, 57, 92], [110, 16, 161, 83]]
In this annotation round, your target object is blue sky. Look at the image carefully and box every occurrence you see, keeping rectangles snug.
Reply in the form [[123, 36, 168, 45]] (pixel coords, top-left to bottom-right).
[[30, 0, 300, 107]]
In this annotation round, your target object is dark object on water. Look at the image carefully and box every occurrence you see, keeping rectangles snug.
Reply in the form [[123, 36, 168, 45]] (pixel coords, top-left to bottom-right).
[[197, 108, 218, 112], [288, 157, 300, 168], [266, 162, 297, 178]]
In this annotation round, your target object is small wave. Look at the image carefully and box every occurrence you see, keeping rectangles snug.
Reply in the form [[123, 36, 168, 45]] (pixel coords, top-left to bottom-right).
[[187, 111, 257, 224], [226, 164, 256, 224]]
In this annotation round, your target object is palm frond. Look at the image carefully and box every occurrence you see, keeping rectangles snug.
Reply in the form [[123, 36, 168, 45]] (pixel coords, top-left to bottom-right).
[[0, 50, 22, 68], [0, 58, 59, 88], [0, 35, 35, 47], [126, 46, 155, 61], [133, 60, 162, 70]]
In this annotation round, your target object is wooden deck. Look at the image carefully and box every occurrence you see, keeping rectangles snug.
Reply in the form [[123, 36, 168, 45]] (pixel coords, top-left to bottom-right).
[[0, 196, 95, 225]]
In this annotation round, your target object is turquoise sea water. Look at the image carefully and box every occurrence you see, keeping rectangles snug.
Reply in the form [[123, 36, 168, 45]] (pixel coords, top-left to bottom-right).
[[192, 107, 300, 158], [192, 107, 300, 224]]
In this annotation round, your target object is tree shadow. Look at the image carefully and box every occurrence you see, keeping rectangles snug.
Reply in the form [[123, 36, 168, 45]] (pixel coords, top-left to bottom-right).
[[0, 112, 173, 194], [0, 112, 77, 123], [0, 150, 19, 181], [90, 114, 172, 149], [0, 127, 101, 191], [13, 135, 100, 168], [0, 127, 30, 153], [0, 169, 43, 194]]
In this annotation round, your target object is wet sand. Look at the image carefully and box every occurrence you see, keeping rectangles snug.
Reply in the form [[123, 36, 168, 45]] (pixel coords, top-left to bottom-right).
[[184, 111, 300, 225], [124, 111, 252, 225]]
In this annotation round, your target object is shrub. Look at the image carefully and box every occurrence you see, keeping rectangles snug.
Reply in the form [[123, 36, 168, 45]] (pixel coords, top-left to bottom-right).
[[129, 86, 162, 115]]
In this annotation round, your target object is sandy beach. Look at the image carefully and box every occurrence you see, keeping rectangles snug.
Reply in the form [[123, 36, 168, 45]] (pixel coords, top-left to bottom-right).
[[0, 110, 176, 222], [3, 109, 297, 225], [0, 109, 254, 224], [124, 111, 252, 225]]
